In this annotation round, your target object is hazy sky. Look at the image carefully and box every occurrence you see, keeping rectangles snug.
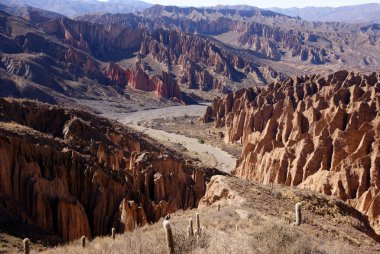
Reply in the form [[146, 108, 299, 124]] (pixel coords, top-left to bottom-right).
[[138, 0, 380, 8]]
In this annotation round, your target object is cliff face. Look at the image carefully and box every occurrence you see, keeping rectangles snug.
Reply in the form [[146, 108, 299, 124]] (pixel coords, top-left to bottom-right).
[[139, 6, 338, 64], [236, 22, 337, 64], [0, 98, 215, 241], [105, 62, 182, 100], [65, 13, 284, 90], [0, 11, 107, 89], [140, 29, 261, 91], [41, 18, 143, 61], [0, 12, 182, 102], [204, 70, 380, 232]]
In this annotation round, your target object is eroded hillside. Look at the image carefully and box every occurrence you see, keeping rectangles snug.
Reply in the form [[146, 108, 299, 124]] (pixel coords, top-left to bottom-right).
[[0, 98, 222, 245], [204, 70, 380, 233]]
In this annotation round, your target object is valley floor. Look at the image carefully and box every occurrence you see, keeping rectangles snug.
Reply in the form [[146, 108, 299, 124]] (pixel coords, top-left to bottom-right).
[[103, 104, 239, 173]]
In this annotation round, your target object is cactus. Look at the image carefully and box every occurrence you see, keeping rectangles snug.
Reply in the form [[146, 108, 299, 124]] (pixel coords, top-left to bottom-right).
[[217, 204, 220, 212], [163, 220, 174, 254], [81, 236, 86, 248], [235, 225, 239, 232], [195, 213, 201, 235], [112, 227, 116, 240], [295, 202, 302, 226], [187, 218, 194, 236], [23, 238, 30, 254]]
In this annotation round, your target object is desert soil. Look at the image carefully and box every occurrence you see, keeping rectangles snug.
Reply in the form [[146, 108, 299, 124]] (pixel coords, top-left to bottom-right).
[[103, 104, 239, 173]]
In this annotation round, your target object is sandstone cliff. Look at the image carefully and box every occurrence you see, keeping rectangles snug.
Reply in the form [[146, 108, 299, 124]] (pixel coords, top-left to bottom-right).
[[41, 17, 143, 61], [0, 98, 217, 241], [140, 29, 258, 91], [204, 70, 380, 232], [105, 62, 182, 100]]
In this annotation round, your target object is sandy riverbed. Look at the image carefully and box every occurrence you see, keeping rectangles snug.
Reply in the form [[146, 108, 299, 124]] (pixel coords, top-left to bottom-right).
[[103, 104, 236, 173]]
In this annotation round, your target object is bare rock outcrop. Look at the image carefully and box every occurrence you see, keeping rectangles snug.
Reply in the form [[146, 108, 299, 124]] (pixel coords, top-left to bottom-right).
[[139, 29, 252, 90], [105, 62, 182, 100], [205, 70, 380, 232], [0, 98, 216, 241], [41, 17, 143, 61]]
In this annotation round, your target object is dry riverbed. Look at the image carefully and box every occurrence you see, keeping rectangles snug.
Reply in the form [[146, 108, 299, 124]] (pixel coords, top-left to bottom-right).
[[103, 104, 240, 173]]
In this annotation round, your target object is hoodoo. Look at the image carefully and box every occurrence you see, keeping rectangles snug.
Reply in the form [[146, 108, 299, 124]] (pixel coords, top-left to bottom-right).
[[0, 98, 216, 241], [204, 70, 380, 232]]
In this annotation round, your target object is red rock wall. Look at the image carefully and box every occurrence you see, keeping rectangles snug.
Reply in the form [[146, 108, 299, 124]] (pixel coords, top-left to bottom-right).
[[0, 99, 213, 241], [106, 62, 182, 100], [204, 70, 380, 232]]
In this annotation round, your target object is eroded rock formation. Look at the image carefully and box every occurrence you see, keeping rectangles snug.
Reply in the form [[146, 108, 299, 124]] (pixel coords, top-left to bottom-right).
[[0, 98, 216, 241], [204, 70, 380, 232], [105, 62, 182, 100]]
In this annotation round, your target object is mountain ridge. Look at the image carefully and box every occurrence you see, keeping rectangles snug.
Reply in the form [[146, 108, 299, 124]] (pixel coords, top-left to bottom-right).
[[271, 3, 380, 24]]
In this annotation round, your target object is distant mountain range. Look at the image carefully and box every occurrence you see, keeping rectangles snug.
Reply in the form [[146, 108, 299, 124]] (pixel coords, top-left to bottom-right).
[[271, 3, 380, 23], [2, 2, 380, 105], [2, 0, 152, 17], [3, 1, 380, 24]]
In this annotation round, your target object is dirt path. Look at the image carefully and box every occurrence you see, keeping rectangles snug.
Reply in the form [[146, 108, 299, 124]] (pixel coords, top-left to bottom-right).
[[103, 105, 236, 173]]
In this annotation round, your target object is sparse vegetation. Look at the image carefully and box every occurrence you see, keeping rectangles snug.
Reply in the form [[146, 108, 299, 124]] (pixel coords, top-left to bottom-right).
[[23, 238, 30, 254], [111, 228, 116, 240], [163, 220, 174, 254], [38, 176, 379, 254], [195, 213, 201, 236], [187, 218, 194, 237], [81, 236, 86, 248], [295, 202, 302, 226]]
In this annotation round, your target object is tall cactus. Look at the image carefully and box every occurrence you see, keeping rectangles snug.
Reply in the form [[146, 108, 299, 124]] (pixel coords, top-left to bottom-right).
[[217, 204, 220, 212], [295, 202, 302, 226], [81, 236, 86, 248], [112, 228, 116, 240], [196, 213, 201, 235], [23, 238, 30, 254], [163, 220, 174, 254], [187, 218, 194, 236]]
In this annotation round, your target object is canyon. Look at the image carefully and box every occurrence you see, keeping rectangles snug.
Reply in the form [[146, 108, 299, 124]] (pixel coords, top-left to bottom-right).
[[0, 98, 222, 242], [2, 3, 380, 109], [0, 2, 380, 252]]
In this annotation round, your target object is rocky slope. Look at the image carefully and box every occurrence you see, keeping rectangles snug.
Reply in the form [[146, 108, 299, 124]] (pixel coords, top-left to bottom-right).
[[105, 61, 182, 100], [74, 5, 380, 92], [2, 0, 151, 18], [0, 98, 221, 242], [271, 3, 380, 24], [204, 70, 380, 233], [0, 3, 66, 24], [0, 10, 183, 104], [38, 175, 380, 253], [3, 4, 380, 104], [41, 15, 282, 92], [141, 5, 338, 64]]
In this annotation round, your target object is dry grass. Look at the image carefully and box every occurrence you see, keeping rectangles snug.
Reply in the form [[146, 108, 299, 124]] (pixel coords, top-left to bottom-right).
[[35, 176, 380, 254], [42, 209, 372, 254]]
